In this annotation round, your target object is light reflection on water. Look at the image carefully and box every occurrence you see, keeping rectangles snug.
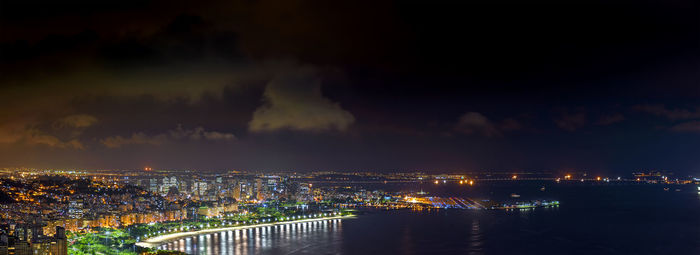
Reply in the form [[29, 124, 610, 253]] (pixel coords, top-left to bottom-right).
[[468, 219, 482, 255], [158, 219, 342, 255]]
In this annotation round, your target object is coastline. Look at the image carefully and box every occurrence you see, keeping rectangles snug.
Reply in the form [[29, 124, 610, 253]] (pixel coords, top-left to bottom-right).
[[135, 215, 353, 248]]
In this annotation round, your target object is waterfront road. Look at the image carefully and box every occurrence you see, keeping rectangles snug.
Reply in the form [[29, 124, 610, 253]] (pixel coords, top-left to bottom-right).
[[135, 215, 353, 249]]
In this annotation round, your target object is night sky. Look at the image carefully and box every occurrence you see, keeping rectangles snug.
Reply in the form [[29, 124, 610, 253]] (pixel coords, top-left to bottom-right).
[[0, 0, 698, 174]]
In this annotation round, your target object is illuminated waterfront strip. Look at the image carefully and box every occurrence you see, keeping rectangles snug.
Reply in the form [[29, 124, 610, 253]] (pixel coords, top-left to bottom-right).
[[135, 215, 353, 249]]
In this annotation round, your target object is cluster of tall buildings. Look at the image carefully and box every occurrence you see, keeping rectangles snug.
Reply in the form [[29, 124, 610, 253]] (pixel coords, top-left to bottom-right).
[[0, 223, 67, 255], [132, 174, 293, 203]]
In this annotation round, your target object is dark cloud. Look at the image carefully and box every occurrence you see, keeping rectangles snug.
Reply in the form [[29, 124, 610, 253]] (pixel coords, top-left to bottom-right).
[[17, 129, 84, 150], [634, 104, 700, 120], [53, 114, 98, 129], [500, 118, 523, 132], [249, 63, 355, 133], [455, 112, 500, 137], [555, 110, 586, 132], [596, 113, 625, 126], [670, 121, 700, 133], [454, 112, 522, 137]]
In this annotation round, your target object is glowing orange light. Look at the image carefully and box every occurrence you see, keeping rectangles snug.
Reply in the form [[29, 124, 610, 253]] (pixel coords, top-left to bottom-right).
[[468, 180, 474, 185], [434, 180, 439, 184], [512, 175, 518, 180], [596, 177, 601, 181]]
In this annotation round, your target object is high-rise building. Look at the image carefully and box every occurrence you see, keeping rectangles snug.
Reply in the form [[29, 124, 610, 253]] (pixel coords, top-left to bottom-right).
[[237, 180, 248, 200], [4, 227, 31, 255], [68, 199, 84, 219], [245, 182, 253, 199], [179, 180, 189, 194], [255, 179, 264, 200], [161, 176, 170, 194], [232, 181, 241, 201], [149, 178, 158, 193], [192, 181, 208, 197], [8, 238, 30, 255], [27, 226, 67, 255], [160, 176, 178, 195], [55, 227, 67, 255]]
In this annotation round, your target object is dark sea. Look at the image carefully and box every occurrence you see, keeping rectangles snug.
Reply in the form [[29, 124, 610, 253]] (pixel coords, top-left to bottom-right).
[[160, 182, 700, 254]]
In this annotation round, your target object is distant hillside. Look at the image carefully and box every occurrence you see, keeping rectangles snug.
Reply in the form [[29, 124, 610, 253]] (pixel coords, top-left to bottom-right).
[[0, 190, 14, 204]]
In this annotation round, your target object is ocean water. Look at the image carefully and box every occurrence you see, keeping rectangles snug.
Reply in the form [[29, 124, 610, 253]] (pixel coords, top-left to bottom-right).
[[160, 183, 700, 254]]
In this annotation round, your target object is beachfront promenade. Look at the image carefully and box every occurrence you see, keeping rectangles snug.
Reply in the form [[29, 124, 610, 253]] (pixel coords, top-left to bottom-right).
[[135, 215, 353, 249]]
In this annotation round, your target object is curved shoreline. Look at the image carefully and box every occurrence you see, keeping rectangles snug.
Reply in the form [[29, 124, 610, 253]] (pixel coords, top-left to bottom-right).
[[135, 215, 353, 248]]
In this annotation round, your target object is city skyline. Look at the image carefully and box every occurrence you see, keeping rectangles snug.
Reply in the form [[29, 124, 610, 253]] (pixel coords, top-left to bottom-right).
[[2, 1, 699, 255], [1, 0, 699, 174]]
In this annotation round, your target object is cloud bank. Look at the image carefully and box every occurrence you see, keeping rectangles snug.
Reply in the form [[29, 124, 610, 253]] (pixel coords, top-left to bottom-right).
[[454, 112, 521, 137], [101, 125, 235, 148], [249, 65, 355, 132], [54, 114, 98, 128]]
